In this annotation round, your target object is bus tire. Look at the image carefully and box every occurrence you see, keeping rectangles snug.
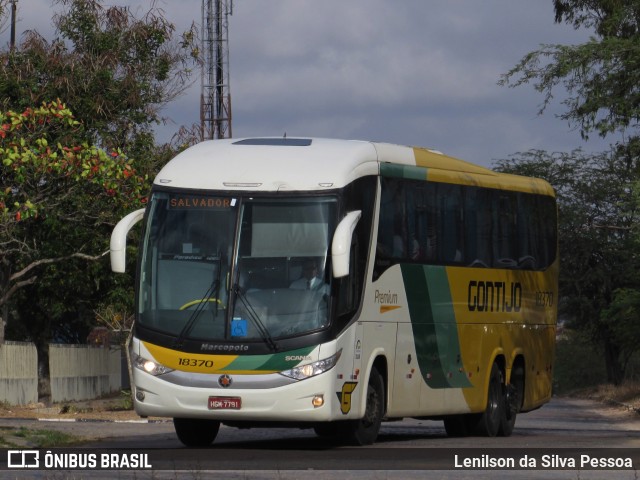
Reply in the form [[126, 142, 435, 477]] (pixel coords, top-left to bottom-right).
[[173, 418, 220, 447], [499, 365, 523, 437], [473, 362, 503, 437], [344, 366, 385, 445]]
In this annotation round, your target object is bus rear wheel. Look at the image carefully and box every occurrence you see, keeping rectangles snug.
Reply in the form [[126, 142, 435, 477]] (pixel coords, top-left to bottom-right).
[[470, 362, 503, 437], [499, 365, 523, 437], [173, 418, 220, 447]]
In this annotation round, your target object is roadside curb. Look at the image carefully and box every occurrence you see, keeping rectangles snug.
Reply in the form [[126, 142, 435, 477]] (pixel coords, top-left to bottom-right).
[[0, 416, 170, 424]]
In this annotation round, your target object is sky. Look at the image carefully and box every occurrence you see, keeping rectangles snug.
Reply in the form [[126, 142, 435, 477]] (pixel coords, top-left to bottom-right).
[[6, 0, 617, 167]]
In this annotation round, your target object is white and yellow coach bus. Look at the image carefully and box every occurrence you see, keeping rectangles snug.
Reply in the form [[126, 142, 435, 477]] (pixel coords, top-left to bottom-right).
[[111, 137, 558, 446]]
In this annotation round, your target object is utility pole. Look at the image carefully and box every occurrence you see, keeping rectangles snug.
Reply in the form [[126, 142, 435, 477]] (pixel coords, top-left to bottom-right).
[[200, 0, 233, 140], [9, 0, 17, 51]]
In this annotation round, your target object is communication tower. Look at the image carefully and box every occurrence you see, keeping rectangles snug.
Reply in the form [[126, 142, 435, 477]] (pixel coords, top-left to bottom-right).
[[201, 0, 233, 139]]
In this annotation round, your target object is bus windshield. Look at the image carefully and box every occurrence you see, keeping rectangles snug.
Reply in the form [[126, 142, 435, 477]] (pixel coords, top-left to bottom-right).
[[138, 191, 337, 343]]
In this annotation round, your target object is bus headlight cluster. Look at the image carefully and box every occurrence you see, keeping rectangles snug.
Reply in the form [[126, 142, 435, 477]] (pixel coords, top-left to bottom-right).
[[132, 352, 173, 376], [280, 350, 341, 381]]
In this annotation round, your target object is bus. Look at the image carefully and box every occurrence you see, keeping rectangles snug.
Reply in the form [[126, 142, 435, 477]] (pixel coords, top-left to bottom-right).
[[110, 137, 558, 446]]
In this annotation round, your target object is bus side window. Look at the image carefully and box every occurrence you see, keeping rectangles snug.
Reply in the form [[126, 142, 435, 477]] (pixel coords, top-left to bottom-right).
[[438, 184, 464, 264]]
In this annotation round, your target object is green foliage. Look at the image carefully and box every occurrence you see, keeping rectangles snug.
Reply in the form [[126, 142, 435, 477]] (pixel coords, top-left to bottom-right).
[[0, 0, 196, 357], [0, 100, 145, 226], [501, 0, 640, 141], [553, 0, 640, 37], [553, 337, 607, 394], [0, 101, 147, 355], [13, 427, 79, 448], [601, 288, 640, 371], [499, 0, 640, 385], [106, 390, 133, 412], [0, 0, 197, 154]]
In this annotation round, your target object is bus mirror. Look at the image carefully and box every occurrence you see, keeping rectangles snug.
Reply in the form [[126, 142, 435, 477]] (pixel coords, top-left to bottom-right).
[[331, 210, 362, 278], [110, 208, 145, 273]]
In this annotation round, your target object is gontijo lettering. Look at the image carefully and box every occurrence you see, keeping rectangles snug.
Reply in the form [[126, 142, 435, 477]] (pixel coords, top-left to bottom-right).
[[468, 280, 522, 312]]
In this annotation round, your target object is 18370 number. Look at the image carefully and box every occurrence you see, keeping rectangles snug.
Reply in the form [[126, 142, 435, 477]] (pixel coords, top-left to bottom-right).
[[535, 291, 554, 307], [178, 358, 214, 368]]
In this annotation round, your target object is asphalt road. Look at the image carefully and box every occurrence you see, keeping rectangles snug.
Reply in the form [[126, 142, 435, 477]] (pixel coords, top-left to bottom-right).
[[1, 397, 639, 479]]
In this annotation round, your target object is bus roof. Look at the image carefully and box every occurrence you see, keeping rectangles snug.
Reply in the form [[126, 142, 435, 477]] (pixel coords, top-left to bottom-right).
[[154, 137, 554, 196]]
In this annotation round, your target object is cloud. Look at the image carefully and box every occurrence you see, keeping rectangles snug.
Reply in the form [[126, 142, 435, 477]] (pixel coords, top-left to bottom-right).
[[8, 0, 614, 166]]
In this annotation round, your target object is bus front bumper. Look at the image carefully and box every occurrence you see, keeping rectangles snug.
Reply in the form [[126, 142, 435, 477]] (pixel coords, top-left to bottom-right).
[[131, 368, 346, 422]]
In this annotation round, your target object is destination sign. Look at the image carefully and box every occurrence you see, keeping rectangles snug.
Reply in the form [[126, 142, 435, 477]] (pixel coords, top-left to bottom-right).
[[169, 196, 235, 210]]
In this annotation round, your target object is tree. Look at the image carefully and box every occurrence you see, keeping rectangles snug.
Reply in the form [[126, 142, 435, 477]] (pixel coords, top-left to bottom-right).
[[0, 0, 199, 400], [0, 0, 198, 158], [0, 0, 199, 343], [495, 149, 640, 384], [0, 101, 146, 340], [500, 0, 640, 142], [499, 0, 640, 385]]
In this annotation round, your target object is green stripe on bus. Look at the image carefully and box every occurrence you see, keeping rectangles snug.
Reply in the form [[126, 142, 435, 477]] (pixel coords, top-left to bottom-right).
[[380, 163, 428, 180], [225, 345, 317, 371], [424, 266, 472, 388], [401, 264, 472, 389]]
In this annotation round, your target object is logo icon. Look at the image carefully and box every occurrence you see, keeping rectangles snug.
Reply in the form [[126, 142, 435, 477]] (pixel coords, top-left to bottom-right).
[[337, 382, 358, 414], [218, 374, 232, 388], [7, 450, 40, 468]]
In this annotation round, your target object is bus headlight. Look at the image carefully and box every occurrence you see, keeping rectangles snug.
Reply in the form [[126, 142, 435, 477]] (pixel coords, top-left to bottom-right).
[[132, 352, 173, 376], [280, 350, 341, 381]]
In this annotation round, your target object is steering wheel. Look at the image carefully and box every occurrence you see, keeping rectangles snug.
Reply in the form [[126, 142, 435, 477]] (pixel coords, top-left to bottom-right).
[[179, 298, 224, 310]]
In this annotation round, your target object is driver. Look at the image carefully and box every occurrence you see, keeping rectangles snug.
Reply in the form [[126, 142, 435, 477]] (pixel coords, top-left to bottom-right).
[[290, 260, 329, 295]]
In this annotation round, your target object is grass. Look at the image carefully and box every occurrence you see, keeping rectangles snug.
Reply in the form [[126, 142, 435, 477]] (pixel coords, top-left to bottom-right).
[[0, 426, 81, 448], [105, 389, 133, 411], [569, 382, 640, 412], [59, 404, 93, 414]]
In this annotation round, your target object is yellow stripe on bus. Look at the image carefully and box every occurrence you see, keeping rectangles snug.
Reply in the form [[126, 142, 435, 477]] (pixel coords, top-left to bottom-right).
[[144, 341, 239, 374], [380, 305, 402, 314]]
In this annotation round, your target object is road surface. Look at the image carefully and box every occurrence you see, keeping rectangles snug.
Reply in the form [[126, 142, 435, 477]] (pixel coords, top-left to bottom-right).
[[1, 397, 639, 478]]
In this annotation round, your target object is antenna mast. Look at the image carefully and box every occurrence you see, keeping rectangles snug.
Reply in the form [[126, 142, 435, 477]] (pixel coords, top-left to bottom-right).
[[201, 0, 233, 140]]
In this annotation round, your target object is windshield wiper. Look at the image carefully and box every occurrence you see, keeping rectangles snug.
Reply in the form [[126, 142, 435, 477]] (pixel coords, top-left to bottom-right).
[[174, 252, 223, 348], [233, 284, 279, 352]]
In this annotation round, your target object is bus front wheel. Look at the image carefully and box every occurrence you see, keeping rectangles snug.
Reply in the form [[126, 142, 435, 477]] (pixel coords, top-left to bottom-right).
[[173, 418, 220, 447], [315, 367, 385, 445], [348, 366, 385, 445]]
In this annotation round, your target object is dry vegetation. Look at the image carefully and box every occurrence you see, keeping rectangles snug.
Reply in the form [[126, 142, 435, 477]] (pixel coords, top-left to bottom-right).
[[569, 382, 640, 414]]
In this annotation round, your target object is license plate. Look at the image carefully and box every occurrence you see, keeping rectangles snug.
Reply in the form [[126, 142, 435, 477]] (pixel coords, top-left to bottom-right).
[[208, 396, 241, 410]]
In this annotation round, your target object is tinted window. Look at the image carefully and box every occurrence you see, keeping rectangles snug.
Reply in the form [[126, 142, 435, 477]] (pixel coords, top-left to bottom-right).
[[374, 177, 557, 277]]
